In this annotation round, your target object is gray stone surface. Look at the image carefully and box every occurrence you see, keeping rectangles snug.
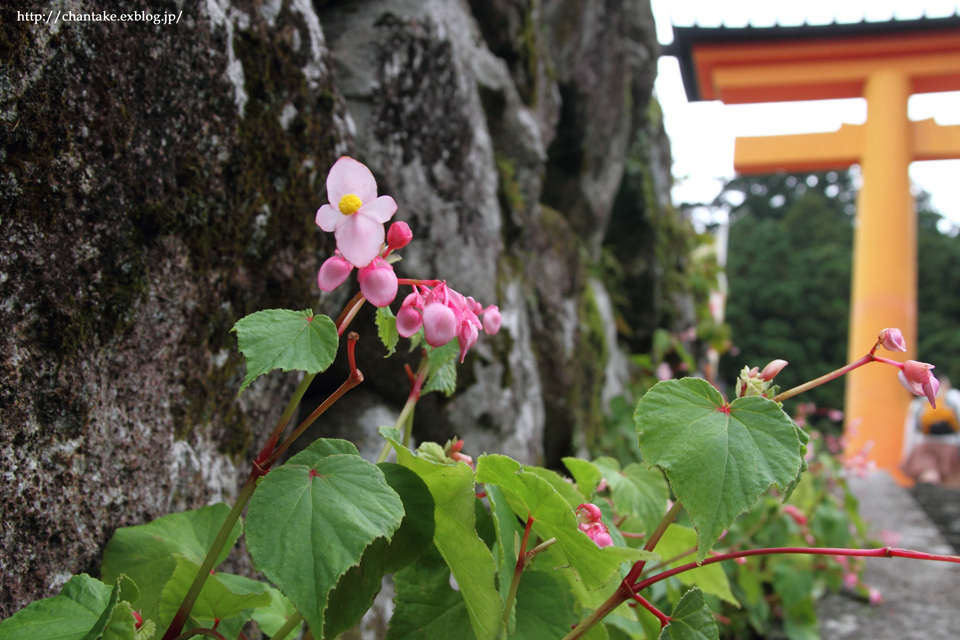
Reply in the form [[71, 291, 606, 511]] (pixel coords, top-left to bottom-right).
[[817, 472, 960, 639], [2, 0, 694, 618]]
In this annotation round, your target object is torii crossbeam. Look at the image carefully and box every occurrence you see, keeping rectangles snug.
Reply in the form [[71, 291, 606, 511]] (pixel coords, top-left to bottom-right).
[[669, 16, 960, 483]]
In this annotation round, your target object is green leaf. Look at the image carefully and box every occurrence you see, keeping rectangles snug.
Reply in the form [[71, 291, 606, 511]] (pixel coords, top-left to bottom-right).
[[635, 379, 803, 561], [378, 463, 437, 573], [100, 600, 138, 640], [232, 309, 338, 393], [250, 585, 299, 640], [512, 571, 579, 640], [563, 457, 604, 497], [423, 341, 459, 396], [386, 546, 476, 640], [376, 306, 400, 357], [157, 556, 270, 629], [0, 574, 136, 640], [660, 588, 719, 640], [387, 436, 503, 640], [245, 439, 404, 635], [654, 525, 738, 606], [475, 455, 654, 590], [522, 464, 585, 508], [322, 538, 390, 639], [100, 503, 242, 628], [592, 458, 669, 532]]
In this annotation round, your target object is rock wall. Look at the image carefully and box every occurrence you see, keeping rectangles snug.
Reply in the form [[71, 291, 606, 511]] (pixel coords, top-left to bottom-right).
[[0, 0, 673, 617]]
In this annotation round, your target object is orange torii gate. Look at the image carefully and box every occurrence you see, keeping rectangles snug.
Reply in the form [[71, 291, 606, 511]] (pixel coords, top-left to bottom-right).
[[669, 16, 960, 483]]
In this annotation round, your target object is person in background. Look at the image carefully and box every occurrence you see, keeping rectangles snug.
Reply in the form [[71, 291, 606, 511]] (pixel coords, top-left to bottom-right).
[[901, 377, 960, 485]]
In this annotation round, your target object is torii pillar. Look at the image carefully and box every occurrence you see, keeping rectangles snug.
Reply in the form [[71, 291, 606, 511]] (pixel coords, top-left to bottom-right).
[[669, 18, 960, 483]]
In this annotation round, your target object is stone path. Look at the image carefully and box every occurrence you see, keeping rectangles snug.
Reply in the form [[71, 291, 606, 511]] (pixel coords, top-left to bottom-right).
[[816, 472, 960, 639]]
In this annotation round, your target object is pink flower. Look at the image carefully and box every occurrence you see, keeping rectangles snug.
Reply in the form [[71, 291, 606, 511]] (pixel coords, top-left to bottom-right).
[[655, 362, 672, 381], [482, 305, 501, 335], [386, 221, 413, 252], [423, 301, 458, 347], [316, 156, 397, 268], [782, 504, 808, 526], [843, 572, 859, 589], [576, 503, 613, 548], [760, 359, 788, 381], [396, 291, 424, 337], [357, 256, 398, 307], [878, 328, 907, 352], [897, 360, 940, 408], [317, 251, 354, 292], [868, 588, 883, 605]]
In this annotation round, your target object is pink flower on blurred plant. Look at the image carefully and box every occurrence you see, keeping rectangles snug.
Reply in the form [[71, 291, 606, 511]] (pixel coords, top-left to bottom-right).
[[782, 504, 808, 526], [878, 328, 907, 352], [357, 256, 398, 307], [897, 360, 939, 408], [576, 503, 613, 548], [316, 156, 397, 268], [868, 587, 883, 605], [843, 572, 859, 589]]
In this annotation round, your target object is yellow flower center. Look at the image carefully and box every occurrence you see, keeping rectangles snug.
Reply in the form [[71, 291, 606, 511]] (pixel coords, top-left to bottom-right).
[[338, 194, 363, 215]]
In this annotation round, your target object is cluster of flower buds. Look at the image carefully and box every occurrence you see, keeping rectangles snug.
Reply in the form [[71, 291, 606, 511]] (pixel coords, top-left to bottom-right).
[[397, 282, 501, 362], [735, 359, 788, 399], [576, 503, 613, 548], [315, 156, 501, 361], [875, 328, 940, 408]]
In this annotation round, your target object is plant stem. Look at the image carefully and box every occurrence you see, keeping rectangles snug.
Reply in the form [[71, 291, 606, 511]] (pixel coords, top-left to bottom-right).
[[774, 354, 874, 402], [335, 292, 366, 336], [623, 501, 683, 585], [397, 278, 442, 287], [564, 502, 685, 640], [160, 477, 257, 640], [502, 515, 535, 630], [633, 546, 960, 592], [269, 611, 303, 639], [632, 592, 671, 628], [375, 353, 430, 463], [526, 537, 557, 556], [265, 334, 363, 467], [561, 581, 634, 640]]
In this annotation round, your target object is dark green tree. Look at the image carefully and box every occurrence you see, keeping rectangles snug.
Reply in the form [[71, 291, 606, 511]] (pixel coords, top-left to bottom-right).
[[719, 170, 960, 418], [719, 171, 855, 413]]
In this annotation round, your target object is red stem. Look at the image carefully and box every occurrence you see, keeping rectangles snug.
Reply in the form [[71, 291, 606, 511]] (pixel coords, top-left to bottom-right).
[[633, 546, 960, 592], [632, 593, 671, 628], [397, 278, 441, 287]]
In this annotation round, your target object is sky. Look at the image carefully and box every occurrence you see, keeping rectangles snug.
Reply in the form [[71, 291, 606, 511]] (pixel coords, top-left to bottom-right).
[[649, 0, 960, 228]]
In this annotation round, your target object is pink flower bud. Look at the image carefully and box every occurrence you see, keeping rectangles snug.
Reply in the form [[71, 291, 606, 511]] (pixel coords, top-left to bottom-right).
[[576, 503, 603, 524], [868, 588, 883, 605], [396, 292, 424, 337], [588, 527, 613, 548], [317, 253, 354, 292], [482, 305, 501, 335], [457, 320, 479, 363], [760, 359, 788, 381], [357, 257, 398, 307], [843, 572, 859, 589], [782, 504, 808, 526], [897, 360, 939, 408], [387, 221, 413, 251], [423, 302, 458, 347], [132, 611, 143, 630], [878, 328, 907, 352]]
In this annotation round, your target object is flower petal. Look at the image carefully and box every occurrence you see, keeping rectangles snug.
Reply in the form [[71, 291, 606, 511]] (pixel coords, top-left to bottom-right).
[[316, 204, 342, 232], [335, 213, 385, 268], [359, 195, 398, 224], [326, 156, 378, 206]]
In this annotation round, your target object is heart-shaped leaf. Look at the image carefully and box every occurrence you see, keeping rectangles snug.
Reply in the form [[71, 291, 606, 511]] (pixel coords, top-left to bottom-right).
[[635, 378, 803, 561], [245, 439, 404, 635], [232, 309, 338, 392], [660, 588, 718, 640]]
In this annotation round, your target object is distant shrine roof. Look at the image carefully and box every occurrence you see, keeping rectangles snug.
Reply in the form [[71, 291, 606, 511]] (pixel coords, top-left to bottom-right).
[[666, 15, 960, 101]]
